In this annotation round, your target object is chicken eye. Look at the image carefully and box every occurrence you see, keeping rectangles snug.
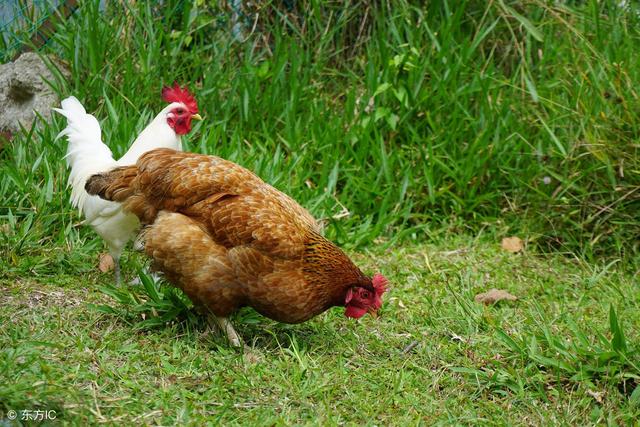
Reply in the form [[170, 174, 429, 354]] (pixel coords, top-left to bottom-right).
[[362, 291, 370, 299], [176, 108, 184, 114]]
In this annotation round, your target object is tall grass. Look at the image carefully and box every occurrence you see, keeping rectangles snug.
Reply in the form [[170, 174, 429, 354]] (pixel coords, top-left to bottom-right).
[[0, 0, 639, 275]]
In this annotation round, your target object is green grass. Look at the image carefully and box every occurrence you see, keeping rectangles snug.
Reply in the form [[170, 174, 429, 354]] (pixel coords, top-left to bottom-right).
[[1, 0, 640, 424], [1, 237, 639, 424], [2, 0, 639, 261]]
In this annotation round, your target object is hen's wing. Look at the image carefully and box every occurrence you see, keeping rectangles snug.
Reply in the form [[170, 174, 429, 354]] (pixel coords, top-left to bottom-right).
[[135, 148, 261, 207], [144, 211, 243, 316], [144, 212, 321, 323], [86, 148, 341, 323], [90, 148, 319, 258]]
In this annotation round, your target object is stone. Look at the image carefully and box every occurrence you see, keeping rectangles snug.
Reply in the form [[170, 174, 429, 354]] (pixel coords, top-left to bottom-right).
[[0, 52, 70, 136]]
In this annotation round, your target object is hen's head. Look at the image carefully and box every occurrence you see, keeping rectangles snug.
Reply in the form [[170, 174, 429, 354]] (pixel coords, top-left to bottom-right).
[[344, 273, 388, 319], [162, 83, 201, 135]]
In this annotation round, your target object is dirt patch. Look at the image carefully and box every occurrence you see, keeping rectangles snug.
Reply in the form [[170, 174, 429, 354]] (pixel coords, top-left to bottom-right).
[[2, 279, 85, 309], [23, 289, 83, 309]]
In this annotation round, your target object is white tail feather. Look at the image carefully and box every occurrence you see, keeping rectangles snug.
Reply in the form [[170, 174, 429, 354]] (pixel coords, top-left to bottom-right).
[[54, 95, 184, 263], [54, 96, 116, 213]]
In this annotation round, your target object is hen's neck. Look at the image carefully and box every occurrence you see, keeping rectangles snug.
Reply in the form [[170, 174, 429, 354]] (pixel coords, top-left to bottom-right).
[[302, 232, 366, 307]]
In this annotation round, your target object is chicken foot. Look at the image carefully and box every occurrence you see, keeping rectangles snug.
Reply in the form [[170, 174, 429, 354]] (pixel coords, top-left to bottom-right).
[[206, 314, 243, 347]]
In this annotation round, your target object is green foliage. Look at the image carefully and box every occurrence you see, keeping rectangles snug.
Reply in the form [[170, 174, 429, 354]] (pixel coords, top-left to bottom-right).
[[90, 270, 197, 330], [1, 0, 639, 269], [1, 2, 639, 423], [2, 239, 639, 424], [455, 304, 639, 395]]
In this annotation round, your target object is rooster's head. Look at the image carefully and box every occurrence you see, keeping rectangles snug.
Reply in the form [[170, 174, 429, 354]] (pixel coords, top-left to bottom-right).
[[162, 83, 202, 135]]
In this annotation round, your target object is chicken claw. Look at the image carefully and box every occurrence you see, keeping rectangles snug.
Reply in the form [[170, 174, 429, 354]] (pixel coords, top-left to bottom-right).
[[207, 315, 243, 348]]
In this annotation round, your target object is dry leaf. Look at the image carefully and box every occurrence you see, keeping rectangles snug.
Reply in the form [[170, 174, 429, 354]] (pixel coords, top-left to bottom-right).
[[475, 289, 518, 305], [389, 297, 407, 309], [98, 253, 115, 273], [501, 236, 524, 253]]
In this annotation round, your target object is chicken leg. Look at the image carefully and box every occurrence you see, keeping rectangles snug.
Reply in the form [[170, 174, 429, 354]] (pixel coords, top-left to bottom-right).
[[207, 314, 243, 347], [114, 257, 121, 285]]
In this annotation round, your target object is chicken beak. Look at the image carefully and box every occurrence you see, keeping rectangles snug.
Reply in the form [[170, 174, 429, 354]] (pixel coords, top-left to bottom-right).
[[368, 308, 379, 319], [191, 113, 203, 121]]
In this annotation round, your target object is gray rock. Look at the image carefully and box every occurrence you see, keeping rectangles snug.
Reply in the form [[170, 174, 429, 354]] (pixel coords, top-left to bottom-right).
[[0, 52, 70, 136]]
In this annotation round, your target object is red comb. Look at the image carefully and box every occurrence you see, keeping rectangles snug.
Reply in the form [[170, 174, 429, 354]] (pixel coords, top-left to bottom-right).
[[372, 273, 388, 310], [161, 83, 198, 114], [373, 273, 388, 293]]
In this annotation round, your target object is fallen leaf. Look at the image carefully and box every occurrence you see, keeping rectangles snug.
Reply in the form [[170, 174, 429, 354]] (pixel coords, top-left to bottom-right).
[[501, 236, 524, 253], [98, 253, 114, 273], [475, 289, 518, 305], [389, 297, 407, 309]]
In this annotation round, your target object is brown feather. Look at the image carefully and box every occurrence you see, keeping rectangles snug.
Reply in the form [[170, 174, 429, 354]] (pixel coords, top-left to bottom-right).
[[87, 148, 372, 324]]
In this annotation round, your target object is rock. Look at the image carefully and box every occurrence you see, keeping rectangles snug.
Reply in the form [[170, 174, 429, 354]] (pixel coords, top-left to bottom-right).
[[0, 52, 70, 136], [98, 253, 115, 273]]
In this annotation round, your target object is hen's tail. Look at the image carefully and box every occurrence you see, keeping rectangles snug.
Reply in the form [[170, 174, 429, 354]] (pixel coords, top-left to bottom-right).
[[85, 166, 138, 202], [85, 166, 156, 223], [54, 96, 116, 212]]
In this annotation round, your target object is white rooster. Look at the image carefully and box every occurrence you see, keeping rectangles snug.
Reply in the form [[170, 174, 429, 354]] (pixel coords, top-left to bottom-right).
[[55, 84, 202, 283]]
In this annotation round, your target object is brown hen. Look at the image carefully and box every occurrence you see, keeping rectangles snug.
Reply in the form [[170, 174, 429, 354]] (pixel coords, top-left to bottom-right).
[[86, 148, 387, 346]]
